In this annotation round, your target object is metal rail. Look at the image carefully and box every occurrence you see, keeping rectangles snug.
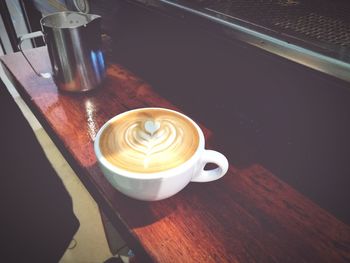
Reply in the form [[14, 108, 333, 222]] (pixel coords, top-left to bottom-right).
[[143, 0, 350, 83]]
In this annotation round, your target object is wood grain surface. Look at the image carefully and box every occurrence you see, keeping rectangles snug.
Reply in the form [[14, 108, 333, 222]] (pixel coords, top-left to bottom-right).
[[1, 47, 349, 262]]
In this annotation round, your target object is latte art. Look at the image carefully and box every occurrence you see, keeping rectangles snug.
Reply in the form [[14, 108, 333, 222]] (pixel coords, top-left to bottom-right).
[[99, 109, 199, 173], [126, 120, 179, 159]]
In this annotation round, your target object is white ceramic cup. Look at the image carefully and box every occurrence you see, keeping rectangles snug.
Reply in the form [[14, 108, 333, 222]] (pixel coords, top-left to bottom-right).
[[94, 108, 229, 201]]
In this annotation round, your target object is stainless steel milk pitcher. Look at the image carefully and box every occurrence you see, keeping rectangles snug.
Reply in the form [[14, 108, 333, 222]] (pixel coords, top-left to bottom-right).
[[18, 11, 105, 92]]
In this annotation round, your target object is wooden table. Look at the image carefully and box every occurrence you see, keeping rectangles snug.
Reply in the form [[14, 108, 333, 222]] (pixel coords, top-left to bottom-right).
[[1, 47, 350, 262]]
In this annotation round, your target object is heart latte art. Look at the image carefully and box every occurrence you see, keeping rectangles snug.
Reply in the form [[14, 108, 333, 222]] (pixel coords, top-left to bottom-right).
[[99, 109, 199, 173]]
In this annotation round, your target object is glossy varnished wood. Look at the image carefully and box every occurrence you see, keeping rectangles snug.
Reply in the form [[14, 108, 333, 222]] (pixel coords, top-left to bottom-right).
[[1, 47, 350, 262]]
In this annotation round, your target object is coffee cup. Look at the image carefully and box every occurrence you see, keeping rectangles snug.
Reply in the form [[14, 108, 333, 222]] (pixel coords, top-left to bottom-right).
[[94, 108, 228, 201]]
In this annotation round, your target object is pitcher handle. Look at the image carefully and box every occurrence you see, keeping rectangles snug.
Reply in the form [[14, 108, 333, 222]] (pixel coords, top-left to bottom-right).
[[18, 31, 51, 79]]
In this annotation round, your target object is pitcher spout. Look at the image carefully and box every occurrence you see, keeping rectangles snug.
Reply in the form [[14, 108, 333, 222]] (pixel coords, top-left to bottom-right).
[[41, 11, 101, 29], [85, 13, 101, 23]]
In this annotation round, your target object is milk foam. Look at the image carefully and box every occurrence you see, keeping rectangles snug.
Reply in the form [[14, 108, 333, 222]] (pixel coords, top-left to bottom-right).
[[100, 109, 199, 173]]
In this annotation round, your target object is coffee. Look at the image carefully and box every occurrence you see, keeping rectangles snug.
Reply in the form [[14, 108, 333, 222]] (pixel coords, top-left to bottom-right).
[[99, 108, 199, 173], [95, 107, 228, 201]]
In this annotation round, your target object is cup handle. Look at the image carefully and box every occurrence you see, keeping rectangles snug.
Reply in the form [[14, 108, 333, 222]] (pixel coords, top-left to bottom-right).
[[18, 31, 51, 79], [191, 150, 229, 182]]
